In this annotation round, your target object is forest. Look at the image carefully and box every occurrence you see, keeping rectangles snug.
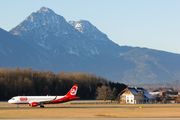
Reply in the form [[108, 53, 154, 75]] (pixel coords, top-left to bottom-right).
[[0, 68, 127, 101]]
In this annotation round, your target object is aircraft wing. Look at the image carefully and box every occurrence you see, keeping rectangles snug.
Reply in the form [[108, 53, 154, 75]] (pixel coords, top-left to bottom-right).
[[29, 95, 58, 104]]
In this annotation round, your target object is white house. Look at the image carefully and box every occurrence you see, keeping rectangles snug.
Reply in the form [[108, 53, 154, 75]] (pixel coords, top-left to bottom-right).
[[119, 87, 153, 104]]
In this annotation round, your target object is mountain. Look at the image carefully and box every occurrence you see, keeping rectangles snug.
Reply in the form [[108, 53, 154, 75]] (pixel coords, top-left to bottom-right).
[[120, 48, 180, 84], [9, 7, 133, 73], [68, 20, 124, 56], [136, 80, 180, 88], [1, 7, 180, 85], [0, 27, 48, 69], [10, 7, 124, 58]]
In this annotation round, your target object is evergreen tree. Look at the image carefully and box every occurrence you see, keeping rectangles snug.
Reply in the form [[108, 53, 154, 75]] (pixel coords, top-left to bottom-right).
[[112, 87, 118, 101]]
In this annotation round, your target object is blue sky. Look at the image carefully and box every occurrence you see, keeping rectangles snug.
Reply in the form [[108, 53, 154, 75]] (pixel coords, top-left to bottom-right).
[[1, 0, 180, 54]]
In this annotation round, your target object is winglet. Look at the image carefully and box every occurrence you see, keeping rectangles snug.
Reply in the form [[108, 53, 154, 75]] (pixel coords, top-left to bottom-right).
[[54, 95, 58, 100]]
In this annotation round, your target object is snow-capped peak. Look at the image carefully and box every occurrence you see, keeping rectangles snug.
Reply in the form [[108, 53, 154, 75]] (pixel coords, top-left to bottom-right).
[[69, 20, 94, 34], [11, 6, 68, 36], [39, 7, 51, 13], [69, 20, 109, 41], [10, 7, 119, 59]]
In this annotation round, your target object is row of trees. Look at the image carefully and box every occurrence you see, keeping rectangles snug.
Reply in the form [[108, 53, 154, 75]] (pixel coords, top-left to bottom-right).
[[0, 68, 127, 100], [96, 86, 120, 101]]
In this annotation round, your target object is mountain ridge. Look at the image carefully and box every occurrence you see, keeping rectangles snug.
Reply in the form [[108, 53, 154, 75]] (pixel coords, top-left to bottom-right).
[[1, 7, 180, 85], [136, 80, 180, 88]]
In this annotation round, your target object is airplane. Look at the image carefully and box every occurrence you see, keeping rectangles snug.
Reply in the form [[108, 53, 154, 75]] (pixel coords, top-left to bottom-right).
[[8, 84, 79, 108]]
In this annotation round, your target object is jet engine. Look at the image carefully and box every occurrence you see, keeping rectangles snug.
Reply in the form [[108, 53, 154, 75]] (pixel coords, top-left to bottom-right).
[[29, 102, 39, 107]]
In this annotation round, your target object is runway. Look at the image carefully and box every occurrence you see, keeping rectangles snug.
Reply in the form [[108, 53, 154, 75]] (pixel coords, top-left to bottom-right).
[[1, 104, 180, 109], [3, 118, 180, 120], [1, 104, 180, 119]]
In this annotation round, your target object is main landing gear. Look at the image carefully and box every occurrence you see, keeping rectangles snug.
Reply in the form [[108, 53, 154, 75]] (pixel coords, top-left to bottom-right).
[[40, 104, 44, 108]]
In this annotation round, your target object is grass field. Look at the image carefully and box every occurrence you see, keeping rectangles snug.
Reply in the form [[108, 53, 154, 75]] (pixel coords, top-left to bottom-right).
[[1, 102, 180, 118]]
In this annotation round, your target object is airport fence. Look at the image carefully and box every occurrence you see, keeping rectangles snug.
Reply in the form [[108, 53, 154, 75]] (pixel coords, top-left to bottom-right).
[[1, 101, 178, 107], [0, 100, 120, 107]]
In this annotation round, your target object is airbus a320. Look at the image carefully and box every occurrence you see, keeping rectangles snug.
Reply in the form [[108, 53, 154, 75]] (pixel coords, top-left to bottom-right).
[[8, 84, 79, 108]]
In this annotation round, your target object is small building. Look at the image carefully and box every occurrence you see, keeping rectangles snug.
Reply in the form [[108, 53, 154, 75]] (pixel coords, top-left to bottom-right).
[[148, 89, 172, 97], [119, 87, 153, 104], [148, 90, 162, 97], [148, 89, 179, 103]]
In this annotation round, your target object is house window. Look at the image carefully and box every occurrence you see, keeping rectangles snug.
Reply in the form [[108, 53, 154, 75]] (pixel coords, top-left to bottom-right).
[[131, 100, 133, 102], [127, 100, 129, 103], [121, 95, 126, 97], [121, 97, 126, 99]]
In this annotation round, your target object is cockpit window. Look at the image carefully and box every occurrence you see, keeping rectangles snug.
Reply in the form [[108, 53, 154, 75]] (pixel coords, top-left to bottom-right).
[[11, 98, 15, 100]]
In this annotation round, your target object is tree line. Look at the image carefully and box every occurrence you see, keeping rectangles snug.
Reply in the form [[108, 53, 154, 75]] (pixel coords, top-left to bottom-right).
[[0, 68, 127, 101]]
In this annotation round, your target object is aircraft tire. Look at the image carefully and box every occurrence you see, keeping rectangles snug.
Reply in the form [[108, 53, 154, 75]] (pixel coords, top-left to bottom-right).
[[40, 105, 44, 108]]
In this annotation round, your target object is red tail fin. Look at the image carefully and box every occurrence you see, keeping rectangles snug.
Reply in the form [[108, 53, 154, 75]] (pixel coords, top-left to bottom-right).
[[65, 85, 78, 98]]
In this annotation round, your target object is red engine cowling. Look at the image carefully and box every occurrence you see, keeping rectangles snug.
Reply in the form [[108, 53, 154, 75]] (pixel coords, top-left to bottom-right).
[[29, 102, 39, 107]]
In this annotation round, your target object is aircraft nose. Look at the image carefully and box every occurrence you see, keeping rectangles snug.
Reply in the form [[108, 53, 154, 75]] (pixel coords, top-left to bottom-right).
[[8, 100, 12, 103]]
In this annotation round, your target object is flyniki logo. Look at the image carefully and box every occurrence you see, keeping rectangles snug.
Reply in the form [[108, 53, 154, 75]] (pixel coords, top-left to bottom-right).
[[20, 97, 28, 101], [70, 86, 78, 95]]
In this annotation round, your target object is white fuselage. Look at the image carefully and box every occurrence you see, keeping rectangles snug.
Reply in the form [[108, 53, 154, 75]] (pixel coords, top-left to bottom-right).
[[8, 84, 79, 107], [8, 96, 64, 104]]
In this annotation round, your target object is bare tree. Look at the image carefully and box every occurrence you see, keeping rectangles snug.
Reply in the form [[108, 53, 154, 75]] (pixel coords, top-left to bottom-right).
[[96, 86, 113, 101], [135, 92, 144, 104]]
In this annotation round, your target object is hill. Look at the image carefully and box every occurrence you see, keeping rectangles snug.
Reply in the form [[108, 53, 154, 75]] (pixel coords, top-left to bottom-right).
[[137, 80, 180, 88], [0, 7, 180, 84]]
